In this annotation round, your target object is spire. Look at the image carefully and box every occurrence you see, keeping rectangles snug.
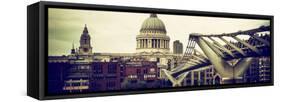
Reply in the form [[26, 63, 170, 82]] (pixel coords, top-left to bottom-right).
[[72, 43, 75, 49], [83, 24, 88, 34], [150, 13, 157, 17], [71, 42, 75, 54]]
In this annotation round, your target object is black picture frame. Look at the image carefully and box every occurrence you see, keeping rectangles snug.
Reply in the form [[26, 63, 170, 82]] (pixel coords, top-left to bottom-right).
[[27, 1, 274, 100]]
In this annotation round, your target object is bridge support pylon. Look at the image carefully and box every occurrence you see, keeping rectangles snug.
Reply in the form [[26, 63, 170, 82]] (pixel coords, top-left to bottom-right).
[[196, 36, 253, 80], [161, 69, 189, 87]]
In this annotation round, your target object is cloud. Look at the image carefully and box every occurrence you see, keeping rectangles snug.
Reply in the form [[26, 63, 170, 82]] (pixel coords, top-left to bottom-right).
[[48, 8, 270, 55]]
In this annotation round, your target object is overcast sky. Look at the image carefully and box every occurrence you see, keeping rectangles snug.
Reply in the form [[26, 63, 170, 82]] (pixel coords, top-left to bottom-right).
[[48, 8, 270, 56]]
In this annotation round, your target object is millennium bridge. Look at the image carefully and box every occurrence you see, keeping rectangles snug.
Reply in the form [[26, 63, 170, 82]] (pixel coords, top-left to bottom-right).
[[162, 26, 271, 87]]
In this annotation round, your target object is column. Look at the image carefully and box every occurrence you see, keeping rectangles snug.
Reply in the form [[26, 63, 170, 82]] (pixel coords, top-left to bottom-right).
[[139, 39, 142, 48], [151, 39, 153, 48], [159, 39, 161, 48], [146, 39, 148, 48], [147, 39, 149, 48], [164, 40, 166, 48], [167, 40, 170, 48], [153, 39, 156, 48], [156, 39, 158, 48], [142, 39, 144, 48], [143, 39, 145, 48], [140, 39, 143, 48], [143, 39, 146, 48], [164, 40, 166, 49], [152, 39, 154, 48], [166, 40, 168, 48], [148, 39, 152, 48], [156, 39, 159, 48], [157, 39, 160, 48], [137, 40, 139, 48], [161, 40, 163, 48]]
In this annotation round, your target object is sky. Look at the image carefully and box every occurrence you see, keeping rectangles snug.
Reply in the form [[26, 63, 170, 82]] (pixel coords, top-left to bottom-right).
[[48, 8, 270, 56]]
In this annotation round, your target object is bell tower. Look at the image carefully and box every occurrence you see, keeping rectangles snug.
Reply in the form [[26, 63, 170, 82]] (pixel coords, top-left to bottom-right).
[[78, 24, 92, 55]]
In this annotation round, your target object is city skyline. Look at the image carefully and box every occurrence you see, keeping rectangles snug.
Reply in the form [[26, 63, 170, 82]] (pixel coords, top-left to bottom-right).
[[48, 8, 270, 56], [47, 8, 272, 94]]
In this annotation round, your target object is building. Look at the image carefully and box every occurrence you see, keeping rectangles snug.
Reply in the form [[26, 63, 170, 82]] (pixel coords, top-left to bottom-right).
[[134, 13, 181, 72], [243, 58, 260, 83], [78, 24, 92, 55], [48, 58, 69, 94], [48, 25, 122, 93], [47, 14, 273, 92], [183, 66, 218, 86], [136, 14, 170, 54], [90, 62, 121, 91], [243, 57, 271, 83], [258, 57, 271, 82], [48, 22, 176, 93], [173, 40, 183, 54], [121, 61, 160, 89], [124, 61, 158, 81], [49, 59, 123, 93], [86, 14, 179, 67], [62, 59, 92, 93], [48, 20, 271, 93]]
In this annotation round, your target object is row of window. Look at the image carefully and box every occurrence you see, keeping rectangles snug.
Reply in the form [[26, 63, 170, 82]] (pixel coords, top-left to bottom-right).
[[136, 68, 156, 74], [92, 63, 117, 74], [128, 74, 157, 79]]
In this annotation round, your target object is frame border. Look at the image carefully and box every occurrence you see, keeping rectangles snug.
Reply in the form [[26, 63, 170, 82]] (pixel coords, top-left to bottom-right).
[[33, 1, 273, 100]]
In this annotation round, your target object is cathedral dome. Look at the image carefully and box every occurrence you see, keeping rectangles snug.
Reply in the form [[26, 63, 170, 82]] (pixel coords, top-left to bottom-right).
[[140, 14, 166, 34], [136, 14, 170, 54]]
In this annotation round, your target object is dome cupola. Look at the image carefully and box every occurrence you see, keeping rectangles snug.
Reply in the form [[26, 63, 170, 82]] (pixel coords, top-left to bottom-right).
[[140, 13, 167, 34], [136, 14, 170, 54]]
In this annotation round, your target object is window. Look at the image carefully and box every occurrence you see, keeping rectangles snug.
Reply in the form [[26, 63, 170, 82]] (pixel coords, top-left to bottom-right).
[[93, 64, 102, 74], [84, 38, 87, 44], [150, 68, 155, 72], [143, 69, 148, 74], [137, 69, 141, 75], [156, 58, 160, 63], [108, 63, 117, 73], [128, 75, 137, 79], [106, 81, 116, 88]]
